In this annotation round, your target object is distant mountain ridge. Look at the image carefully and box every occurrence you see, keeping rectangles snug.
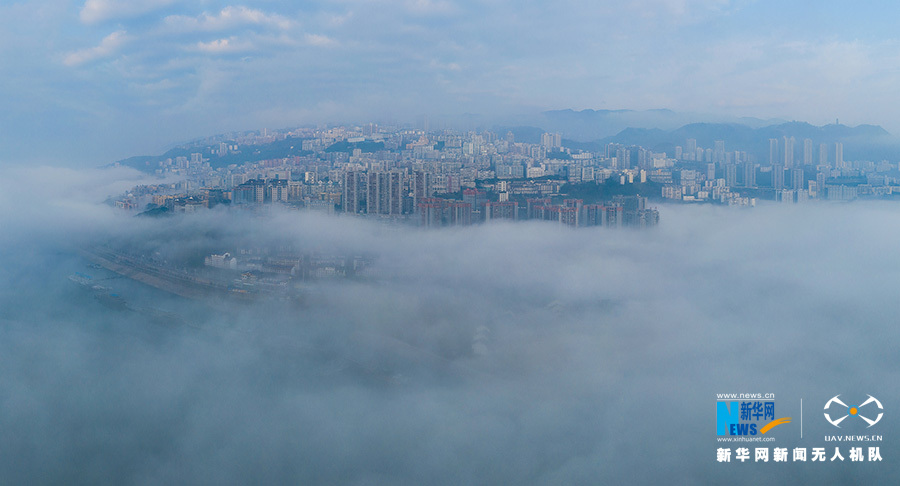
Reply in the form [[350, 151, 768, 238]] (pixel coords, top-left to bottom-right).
[[509, 108, 896, 161], [528, 108, 788, 141]]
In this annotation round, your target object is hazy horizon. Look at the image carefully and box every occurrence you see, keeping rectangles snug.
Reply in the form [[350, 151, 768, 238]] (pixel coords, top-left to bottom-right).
[[6, 1, 900, 166]]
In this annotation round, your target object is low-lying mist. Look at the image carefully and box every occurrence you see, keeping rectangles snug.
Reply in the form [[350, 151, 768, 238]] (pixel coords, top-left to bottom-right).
[[0, 167, 897, 484]]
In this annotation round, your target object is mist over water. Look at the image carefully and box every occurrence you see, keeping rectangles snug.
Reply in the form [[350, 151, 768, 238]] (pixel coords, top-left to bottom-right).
[[1, 168, 897, 484]]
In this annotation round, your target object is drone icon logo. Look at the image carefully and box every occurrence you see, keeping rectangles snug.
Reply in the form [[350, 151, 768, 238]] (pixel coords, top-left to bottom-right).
[[824, 395, 883, 428]]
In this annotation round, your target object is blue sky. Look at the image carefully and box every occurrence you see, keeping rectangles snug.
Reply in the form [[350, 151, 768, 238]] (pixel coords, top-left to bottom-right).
[[2, 0, 900, 165]]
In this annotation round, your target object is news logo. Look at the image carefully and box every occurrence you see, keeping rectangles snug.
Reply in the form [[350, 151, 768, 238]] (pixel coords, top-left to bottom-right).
[[717, 395, 791, 436]]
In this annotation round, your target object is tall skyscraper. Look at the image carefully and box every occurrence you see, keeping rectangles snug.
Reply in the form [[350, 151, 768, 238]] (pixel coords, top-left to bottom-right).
[[714, 140, 725, 164], [803, 139, 813, 166], [412, 170, 432, 208], [772, 166, 785, 190], [686, 139, 697, 161], [769, 138, 779, 165], [606, 143, 619, 159], [725, 164, 737, 187], [819, 143, 828, 165], [791, 168, 804, 190], [541, 132, 561, 149], [483, 201, 518, 222], [617, 147, 631, 170], [743, 162, 756, 188], [367, 170, 403, 215], [368, 171, 383, 214], [835, 142, 844, 168], [343, 171, 361, 213], [783, 136, 795, 169]]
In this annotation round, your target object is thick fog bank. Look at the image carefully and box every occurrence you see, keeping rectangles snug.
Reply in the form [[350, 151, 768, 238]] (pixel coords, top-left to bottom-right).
[[0, 169, 897, 484]]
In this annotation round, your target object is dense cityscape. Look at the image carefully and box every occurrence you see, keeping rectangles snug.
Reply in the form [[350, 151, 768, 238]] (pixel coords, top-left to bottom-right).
[[113, 125, 661, 228], [110, 123, 900, 233]]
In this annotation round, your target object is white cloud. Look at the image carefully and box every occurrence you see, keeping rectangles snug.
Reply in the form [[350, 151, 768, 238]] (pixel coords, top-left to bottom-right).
[[304, 33, 338, 47], [80, 0, 178, 24], [164, 6, 293, 33], [0, 164, 149, 245], [63, 30, 129, 67], [429, 59, 461, 71], [194, 37, 255, 54], [322, 11, 353, 27]]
